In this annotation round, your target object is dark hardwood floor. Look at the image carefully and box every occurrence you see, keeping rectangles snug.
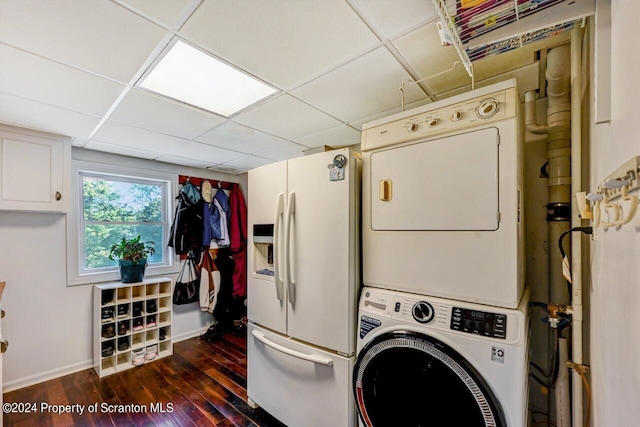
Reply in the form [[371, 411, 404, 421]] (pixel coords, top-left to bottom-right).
[[3, 329, 287, 427]]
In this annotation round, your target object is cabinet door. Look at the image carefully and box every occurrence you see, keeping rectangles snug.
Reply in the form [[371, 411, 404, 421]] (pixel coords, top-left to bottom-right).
[[0, 125, 70, 212]]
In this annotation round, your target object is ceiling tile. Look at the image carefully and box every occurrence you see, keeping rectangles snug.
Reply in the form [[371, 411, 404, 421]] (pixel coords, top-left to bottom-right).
[[219, 155, 275, 173], [109, 88, 226, 139], [0, 44, 125, 117], [154, 154, 216, 169], [253, 141, 307, 162], [392, 22, 472, 95], [179, 0, 380, 89], [295, 125, 361, 149], [164, 140, 244, 164], [91, 121, 189, 153], [84, 140, 159, 160], [196, 121, 287, 154], [233, 94, 342, 140], [115, 0, 200, 30], [0, 92, 101, 141], [0, 0, 167, 83], [349, 0, 439, 40], [292, 46, 428, 123]]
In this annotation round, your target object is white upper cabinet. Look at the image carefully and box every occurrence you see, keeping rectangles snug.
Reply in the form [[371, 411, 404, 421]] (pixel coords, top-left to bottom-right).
[[0, 123, 71, 212]]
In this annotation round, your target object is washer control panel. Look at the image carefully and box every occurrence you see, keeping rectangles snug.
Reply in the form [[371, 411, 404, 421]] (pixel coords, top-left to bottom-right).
[[358, 287, 524, 343], [451, 307, 507, 339], [361, 87, 517, 152]]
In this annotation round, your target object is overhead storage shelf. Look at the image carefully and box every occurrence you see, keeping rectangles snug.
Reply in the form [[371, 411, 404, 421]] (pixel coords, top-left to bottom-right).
[[432, 0, 595, 81]]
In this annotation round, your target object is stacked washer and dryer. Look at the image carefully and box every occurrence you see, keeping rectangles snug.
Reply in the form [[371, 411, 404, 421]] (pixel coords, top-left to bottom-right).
[[355, 79, 530, 426]]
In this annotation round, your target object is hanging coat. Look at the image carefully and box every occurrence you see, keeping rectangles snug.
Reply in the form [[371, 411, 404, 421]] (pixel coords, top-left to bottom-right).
[[168, 182, 204, 255], [228, 184, 247, 299], [199, 249, 221, 314]]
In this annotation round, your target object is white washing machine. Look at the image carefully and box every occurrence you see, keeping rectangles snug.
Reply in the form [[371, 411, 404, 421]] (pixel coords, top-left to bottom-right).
[[361, 79, 524, 308], [353, 286, 530, 427]]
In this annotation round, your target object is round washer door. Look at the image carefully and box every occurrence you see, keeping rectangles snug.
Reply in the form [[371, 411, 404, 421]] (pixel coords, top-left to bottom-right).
[[353, 330, 506, 427]]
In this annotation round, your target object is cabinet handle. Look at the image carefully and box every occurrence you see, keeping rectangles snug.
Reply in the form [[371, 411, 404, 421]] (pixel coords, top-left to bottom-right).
[[55, 191, 62, 201], [1, 339, 8, 354]]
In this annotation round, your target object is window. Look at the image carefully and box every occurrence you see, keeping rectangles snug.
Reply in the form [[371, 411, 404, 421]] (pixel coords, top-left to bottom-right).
[[68, 161, 177, 286], [79, 172, 169, 274]]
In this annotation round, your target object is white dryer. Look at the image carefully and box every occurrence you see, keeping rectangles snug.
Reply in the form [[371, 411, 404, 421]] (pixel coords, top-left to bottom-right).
[[361, 79, 524, 308], [353, 286, 530, 427]]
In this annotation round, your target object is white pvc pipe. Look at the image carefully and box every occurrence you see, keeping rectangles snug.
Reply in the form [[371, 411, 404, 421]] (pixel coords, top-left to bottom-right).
[[545, 42, 573, 427], [570, 25, 584, 427]]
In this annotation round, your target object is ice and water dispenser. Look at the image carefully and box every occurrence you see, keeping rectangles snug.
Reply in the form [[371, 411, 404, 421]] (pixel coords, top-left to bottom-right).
[[252, 224, 274, 277]]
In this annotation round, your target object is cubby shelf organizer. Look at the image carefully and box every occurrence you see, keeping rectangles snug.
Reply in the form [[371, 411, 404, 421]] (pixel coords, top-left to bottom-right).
[[93, 277, 173, 377]]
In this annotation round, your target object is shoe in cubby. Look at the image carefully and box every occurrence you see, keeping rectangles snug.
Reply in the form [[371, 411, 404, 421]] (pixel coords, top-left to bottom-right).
[[132, 301, 143, 317], [118, 320, 130, 336], [102, 323, 116, 339], [118, 337, 130, 352], [146, 299, 157, 314], [101, 307, 114, 323], [102, 341, 115, 357], [145, 344, 158, 361], [146, 315, 156, 328], [101, 289, 114, 305], [132, 348, 145, 366], [117, 304, 129, 318], [132, 317, 144, 331], [159, 327, 167, 341]]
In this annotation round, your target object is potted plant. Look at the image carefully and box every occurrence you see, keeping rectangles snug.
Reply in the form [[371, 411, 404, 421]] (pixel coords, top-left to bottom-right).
[[109, 235, 156, 283]]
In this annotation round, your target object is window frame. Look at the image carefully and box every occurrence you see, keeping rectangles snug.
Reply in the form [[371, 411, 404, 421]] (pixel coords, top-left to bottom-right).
[[67, 160, 179, 286]]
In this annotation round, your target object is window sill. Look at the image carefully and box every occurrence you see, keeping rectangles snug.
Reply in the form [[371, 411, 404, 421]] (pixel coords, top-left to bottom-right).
[[67, 264, 179, 287]]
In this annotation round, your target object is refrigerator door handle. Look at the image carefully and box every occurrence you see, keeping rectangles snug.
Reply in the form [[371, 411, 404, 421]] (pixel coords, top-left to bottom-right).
[[285, 191, 296, 305], [273, 192, 285, 302], [251, 330, 333, 366]]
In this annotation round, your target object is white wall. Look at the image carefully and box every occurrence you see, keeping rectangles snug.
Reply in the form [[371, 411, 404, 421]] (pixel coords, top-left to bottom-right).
[[0, 147, 244, 391], [590, 1, 640, 425]]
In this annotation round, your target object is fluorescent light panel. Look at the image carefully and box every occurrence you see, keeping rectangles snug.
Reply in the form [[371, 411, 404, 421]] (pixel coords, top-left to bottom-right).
[[138, 40, 277, 117]]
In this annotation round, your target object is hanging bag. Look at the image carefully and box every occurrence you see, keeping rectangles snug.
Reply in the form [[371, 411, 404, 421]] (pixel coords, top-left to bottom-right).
[[173, 253, 200, 305]]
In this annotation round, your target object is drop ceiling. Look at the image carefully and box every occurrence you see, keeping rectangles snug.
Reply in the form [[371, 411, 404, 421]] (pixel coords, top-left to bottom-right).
[[0, 0, 574, 174]]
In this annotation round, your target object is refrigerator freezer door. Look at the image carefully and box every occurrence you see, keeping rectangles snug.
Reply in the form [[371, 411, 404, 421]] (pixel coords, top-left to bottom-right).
[[248, 161, 287, 335], [285, 148, 359, 355], [247, 323, 356, 427]]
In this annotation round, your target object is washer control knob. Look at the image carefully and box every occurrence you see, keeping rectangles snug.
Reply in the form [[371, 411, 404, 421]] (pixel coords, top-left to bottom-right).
[[451, 110, 463, 121], [428, 118, 439, 128], [477, 99, 499, 118], [412, 301, 434, 324], [407, 123, 419, 133]]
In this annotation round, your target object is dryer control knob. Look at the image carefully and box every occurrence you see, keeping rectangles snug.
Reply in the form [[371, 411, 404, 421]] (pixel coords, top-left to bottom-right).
[[451, 110, 463, 121], [477, 99, 499, 118], [412, 301, 434, 323]]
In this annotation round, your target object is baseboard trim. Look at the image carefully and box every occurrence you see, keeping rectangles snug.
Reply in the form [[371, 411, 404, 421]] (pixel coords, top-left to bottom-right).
[[173, 327, 208, 343], [3, 359, 93, 393], [3, 328, 210, 393]]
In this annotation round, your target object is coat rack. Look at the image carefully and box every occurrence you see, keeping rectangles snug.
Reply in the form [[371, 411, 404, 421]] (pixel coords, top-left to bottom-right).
[[178, 175, 236, 191]]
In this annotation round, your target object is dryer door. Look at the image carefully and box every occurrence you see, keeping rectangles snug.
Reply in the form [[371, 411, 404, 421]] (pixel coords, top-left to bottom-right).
[[353, 331, 505, 427]]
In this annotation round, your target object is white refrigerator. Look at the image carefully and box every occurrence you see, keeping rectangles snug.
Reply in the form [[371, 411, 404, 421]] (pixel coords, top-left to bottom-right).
[[247, 147, 360, 427]]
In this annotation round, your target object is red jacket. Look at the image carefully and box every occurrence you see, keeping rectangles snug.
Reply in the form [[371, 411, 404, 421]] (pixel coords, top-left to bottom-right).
[[228, 185, 247, 298]]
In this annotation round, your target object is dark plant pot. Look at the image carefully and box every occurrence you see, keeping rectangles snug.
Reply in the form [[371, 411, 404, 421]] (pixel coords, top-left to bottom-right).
[[119, 259, 147, 283]]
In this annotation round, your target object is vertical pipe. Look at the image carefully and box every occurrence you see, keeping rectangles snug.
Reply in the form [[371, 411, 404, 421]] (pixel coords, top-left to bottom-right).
[[570, 25, 584, 427], [545, 43, 572, 427]]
